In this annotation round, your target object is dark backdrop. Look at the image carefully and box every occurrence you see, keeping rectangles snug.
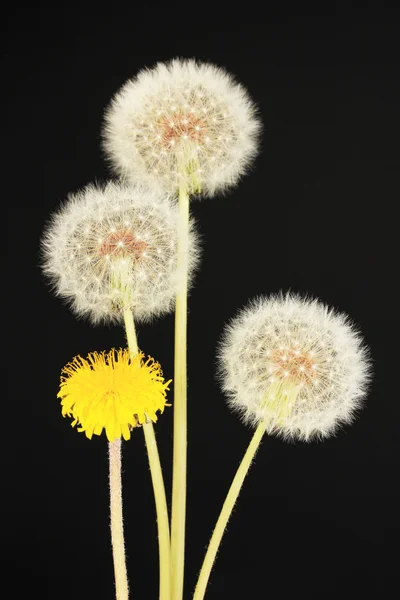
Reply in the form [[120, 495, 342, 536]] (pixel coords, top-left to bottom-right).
[[5, 4, 400, 599]]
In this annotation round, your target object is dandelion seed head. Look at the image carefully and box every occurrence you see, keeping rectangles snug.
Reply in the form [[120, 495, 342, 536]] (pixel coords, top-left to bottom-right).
[[41, 181, 201, 325], [217, 293, 372, 441], [102, 59, 261, 197]]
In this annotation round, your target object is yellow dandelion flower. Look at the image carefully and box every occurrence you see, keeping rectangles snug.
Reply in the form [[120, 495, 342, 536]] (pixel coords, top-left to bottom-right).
[[58, 348, 171, 442]]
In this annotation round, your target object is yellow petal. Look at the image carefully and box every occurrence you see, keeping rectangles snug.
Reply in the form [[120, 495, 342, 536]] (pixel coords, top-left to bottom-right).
[[106, 424, 115, 442], [121, 423, 130, 441]]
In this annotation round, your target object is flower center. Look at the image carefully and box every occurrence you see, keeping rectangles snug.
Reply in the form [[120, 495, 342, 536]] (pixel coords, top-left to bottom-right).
[[269, 347, 317, 387], [99, 230, 147, 260], [156, 112, 208, 148]]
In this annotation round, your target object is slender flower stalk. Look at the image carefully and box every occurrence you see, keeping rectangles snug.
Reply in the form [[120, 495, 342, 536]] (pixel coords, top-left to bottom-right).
[[193, 421, 266, 600], [142, 423, 171, 600], [171, 185, 190, 600], [109, 439, 129, 600], [124, 307, 139, 355], [123, 308, 171, 600]]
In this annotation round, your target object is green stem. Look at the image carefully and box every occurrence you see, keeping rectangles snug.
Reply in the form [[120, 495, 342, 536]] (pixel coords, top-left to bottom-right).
[[170, 185, 190, 600], [193, 421, 266, 600], [143, 422, 171, 600], [123, 308, 171, 600]]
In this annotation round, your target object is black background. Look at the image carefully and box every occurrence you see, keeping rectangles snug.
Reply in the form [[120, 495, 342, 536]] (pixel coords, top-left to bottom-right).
[[5, 3, 400, 599]]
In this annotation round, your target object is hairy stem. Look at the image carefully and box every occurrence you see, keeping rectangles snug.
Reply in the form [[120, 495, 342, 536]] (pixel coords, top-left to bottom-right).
[[171, 185, 190, 600], [109, 438, 129, 600], [193, 421, 266, 600], [123, 308, 171, 600]]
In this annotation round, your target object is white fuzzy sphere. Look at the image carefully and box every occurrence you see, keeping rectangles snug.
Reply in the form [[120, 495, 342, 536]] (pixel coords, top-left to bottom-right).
[[218, 294, 371, 441], [102, 59, 261, 197], [41, 181, 200, 324]]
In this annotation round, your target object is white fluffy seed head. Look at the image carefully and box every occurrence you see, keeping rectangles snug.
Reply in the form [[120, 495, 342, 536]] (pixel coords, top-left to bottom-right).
[[102, 58, 262, 197], [41, 181, 200, 325], [218, 293, 372, 441]]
